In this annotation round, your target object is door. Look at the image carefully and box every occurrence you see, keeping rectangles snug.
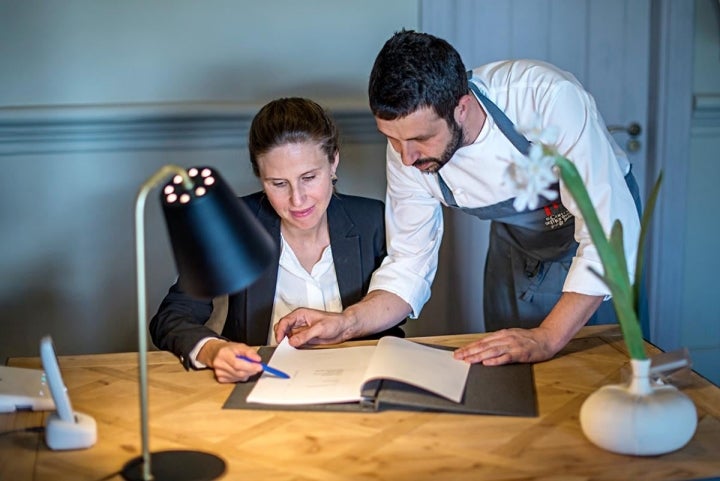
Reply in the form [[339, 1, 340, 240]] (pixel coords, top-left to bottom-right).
[[418, 0, 651, 332]]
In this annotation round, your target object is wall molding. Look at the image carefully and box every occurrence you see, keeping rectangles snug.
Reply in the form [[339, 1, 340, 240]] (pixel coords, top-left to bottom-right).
[[0, 102, 384, 156], [693, 94, 720, 133], [694, 94, 720, 112]]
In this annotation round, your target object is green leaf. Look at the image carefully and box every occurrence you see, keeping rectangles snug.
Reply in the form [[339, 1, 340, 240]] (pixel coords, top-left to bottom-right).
[[633, 172, 663, 314], [554, 156, 646, 359], [607, 220, 632, 302], [608, 221, 630, 286]]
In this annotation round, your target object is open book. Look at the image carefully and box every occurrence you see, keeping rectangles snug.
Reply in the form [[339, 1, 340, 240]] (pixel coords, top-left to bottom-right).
[[224, 337, 538, 416], [246, 336, 469, 405]]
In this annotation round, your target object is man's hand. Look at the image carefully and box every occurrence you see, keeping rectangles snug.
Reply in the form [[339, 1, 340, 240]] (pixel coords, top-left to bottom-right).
[[197, 339, 263, 383], [453, 327, 557, 365], [275, 290, 413, 348], [274, 308, 354, 347], [454, 292, 604, 365]]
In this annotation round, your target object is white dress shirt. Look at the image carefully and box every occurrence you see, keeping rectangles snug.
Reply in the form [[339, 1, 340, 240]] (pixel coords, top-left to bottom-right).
[[267, 234, 343, 345], [368, 59, 640, 317], [189, 235, 343, 368]]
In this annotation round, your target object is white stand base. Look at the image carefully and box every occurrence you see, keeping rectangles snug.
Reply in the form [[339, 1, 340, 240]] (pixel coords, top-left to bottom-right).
[[580, 358, 697, 456], [45, 411, 97, 450]]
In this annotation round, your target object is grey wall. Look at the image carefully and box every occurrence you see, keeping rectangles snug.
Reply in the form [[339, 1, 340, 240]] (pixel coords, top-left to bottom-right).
[[1, 0, 719, 387], [0, 0, 422, 362], [685, 0, 720, 383], [0, 1, 410, 106]]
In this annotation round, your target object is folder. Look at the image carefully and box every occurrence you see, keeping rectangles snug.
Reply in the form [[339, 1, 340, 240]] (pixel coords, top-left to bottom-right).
[[223, 342, 538, 417]]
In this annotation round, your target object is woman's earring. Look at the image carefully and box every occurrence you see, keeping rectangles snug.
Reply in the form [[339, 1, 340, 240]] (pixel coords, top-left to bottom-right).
[[331, 174, 338, 186]]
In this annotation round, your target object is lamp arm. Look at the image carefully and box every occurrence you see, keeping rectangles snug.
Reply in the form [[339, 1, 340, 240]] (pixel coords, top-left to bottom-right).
[[134, 165, 192, 480]]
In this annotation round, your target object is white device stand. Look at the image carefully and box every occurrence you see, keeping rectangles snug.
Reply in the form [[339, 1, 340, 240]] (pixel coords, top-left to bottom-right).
[[45, 411, 97, 450], [40, 336, 97, 450]]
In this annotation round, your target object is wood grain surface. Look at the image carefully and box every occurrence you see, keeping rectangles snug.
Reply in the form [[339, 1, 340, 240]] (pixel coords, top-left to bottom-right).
[[2, 325, 719, 481]]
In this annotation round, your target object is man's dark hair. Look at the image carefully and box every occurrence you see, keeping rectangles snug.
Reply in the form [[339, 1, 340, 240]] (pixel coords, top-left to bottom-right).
[[368, 29, 468, 124]]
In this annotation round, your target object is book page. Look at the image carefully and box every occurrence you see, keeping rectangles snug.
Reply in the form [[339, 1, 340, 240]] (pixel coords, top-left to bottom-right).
[[364, 337, 470, 403], [246, 338, 375, 405], [246, 337, 471, 406]]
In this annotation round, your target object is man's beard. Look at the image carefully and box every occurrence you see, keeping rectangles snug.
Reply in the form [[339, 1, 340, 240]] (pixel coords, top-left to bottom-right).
[[412, 120, 465, 174]]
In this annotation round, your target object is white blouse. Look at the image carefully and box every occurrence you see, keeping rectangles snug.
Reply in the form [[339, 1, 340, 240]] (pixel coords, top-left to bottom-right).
[[267, 235, 343, 345], [189, 235, 343, 368]]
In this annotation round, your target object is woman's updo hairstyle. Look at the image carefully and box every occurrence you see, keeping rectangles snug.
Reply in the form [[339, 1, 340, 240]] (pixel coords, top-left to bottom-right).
[[248, 97, 340, 177]]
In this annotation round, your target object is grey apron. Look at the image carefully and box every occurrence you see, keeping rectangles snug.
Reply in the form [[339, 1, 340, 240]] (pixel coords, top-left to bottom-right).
[[437, 75, 641, 331]]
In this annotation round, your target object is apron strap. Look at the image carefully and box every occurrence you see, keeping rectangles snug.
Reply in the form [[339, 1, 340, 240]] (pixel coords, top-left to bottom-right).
[[437, 71, 532, 207], [465, 70, 531, 155]]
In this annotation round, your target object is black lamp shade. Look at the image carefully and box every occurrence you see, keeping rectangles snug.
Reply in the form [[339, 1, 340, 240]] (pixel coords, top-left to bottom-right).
[[160, 167, 275, 299]]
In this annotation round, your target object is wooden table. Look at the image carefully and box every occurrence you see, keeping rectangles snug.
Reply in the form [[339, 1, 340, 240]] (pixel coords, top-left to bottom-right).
[[2, 325, 719, 481]]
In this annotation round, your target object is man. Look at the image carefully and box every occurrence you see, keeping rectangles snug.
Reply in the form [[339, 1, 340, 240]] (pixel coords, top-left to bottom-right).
[[275, 30, 641, 365]]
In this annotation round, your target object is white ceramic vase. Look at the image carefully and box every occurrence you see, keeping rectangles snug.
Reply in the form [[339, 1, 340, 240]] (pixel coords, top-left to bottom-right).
[[579, 358, 697, 456]]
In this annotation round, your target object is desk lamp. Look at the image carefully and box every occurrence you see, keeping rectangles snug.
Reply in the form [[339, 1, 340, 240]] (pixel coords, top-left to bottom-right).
[[122, 165, 275, 481]]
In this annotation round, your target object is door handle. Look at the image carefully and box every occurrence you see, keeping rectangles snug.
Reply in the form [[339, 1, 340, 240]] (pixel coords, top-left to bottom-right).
[[607, 122, 642, 152], [607, 122, 642, 137]]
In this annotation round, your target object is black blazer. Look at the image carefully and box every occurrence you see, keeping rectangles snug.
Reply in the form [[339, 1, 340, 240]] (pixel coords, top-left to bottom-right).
[[149, 191, 403, 369]]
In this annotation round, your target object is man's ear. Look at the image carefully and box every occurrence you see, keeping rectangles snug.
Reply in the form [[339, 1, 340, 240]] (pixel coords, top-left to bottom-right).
[[454, 94, 474, 124]]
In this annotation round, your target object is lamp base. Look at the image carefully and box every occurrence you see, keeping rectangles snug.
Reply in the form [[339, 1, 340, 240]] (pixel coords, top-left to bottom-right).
[[121, 450, 226, 481]]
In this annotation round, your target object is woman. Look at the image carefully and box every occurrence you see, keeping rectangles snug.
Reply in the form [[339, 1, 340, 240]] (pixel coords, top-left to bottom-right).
[[149, 97, 403, 383]]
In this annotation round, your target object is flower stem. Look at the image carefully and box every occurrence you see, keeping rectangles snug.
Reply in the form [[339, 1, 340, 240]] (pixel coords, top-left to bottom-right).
[[554, 156, 646, 359]]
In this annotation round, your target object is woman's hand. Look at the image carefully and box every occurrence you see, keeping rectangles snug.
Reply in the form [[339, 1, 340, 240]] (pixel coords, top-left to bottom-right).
[[198, 339, 264, 383]]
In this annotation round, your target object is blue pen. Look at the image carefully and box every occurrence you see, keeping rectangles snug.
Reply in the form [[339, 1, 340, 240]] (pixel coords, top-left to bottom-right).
[[237, 355, 290, 379]]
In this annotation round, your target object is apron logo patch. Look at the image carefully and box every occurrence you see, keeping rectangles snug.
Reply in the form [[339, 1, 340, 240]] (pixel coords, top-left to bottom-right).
[[544, 202, 573, 229]]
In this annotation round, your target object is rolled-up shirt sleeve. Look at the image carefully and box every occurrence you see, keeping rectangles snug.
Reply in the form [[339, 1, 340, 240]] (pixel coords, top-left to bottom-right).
[[368, 144, 444, 317], [544, 81, 641, 296]]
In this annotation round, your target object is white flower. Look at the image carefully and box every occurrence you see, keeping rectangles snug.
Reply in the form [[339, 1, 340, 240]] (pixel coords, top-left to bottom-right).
[[516, 114, 560, 145], [504, 143, 558, 211]]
